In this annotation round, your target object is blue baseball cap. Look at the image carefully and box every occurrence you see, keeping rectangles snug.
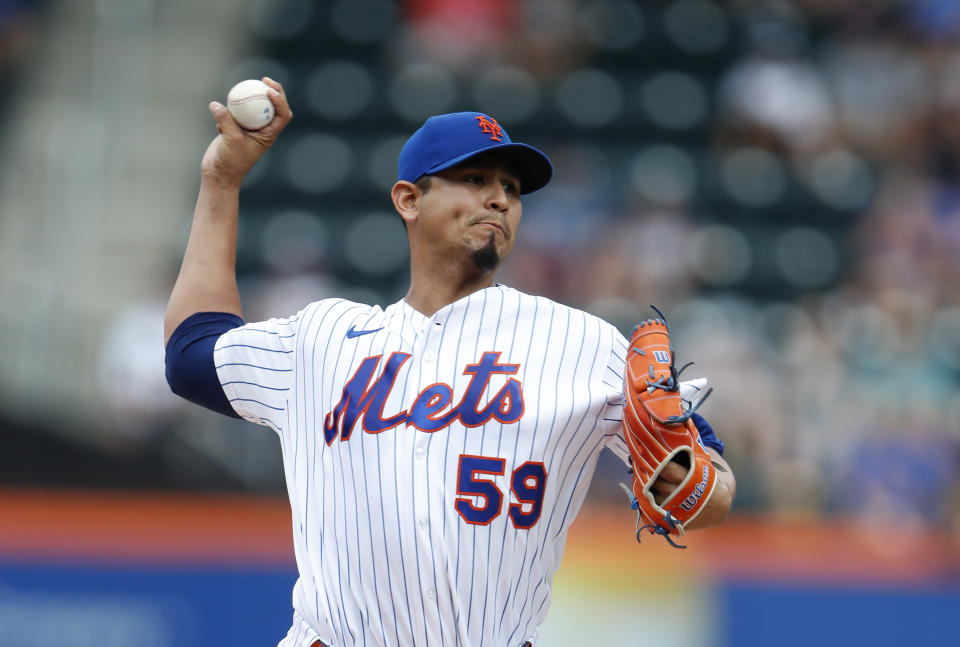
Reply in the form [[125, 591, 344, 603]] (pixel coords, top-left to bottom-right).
[[397, 112, 553, 194]]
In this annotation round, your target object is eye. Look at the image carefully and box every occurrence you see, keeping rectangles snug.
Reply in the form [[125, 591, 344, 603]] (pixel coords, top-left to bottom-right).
[[465, 174, 484, 185], [503, 181, 519, 195]]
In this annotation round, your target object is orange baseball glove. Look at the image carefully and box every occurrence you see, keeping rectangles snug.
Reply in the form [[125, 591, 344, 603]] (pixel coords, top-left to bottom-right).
[[621, 307, 716, 548]]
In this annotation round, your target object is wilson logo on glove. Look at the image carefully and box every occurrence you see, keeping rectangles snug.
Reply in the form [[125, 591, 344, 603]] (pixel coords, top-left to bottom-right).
[[679, 465, 711, 512], [620, 306, 717, 549]]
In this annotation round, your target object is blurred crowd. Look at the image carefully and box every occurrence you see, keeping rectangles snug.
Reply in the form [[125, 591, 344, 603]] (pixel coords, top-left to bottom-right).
[[0, 0, 42, 120]]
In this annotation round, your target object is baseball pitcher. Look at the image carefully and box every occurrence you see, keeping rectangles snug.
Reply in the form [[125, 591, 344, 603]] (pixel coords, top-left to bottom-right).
[[164, 78, 736, 647]]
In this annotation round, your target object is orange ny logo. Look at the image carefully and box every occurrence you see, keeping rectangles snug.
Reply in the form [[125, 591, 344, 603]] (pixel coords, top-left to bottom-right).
[[475, 115, 503, 141]]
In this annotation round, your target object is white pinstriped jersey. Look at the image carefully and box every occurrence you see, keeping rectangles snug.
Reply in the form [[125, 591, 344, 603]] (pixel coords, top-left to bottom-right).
[[214, 284, 632, 647]]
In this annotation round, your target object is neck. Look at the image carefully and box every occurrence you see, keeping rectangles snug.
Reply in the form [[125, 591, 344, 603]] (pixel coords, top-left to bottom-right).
[[404, 259, 497, 317]]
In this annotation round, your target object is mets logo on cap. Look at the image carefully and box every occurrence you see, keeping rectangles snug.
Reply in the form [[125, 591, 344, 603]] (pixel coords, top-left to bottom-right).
[[475, 114, 503, 141]]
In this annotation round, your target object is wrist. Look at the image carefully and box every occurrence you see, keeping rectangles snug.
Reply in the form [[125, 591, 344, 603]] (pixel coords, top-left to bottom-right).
[[199, 171, 244, 193]]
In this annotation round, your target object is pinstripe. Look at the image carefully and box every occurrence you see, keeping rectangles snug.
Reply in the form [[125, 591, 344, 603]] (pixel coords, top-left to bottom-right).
[[510, 308, 585, 640], [526, 440, 596, 628], [305, 302, 330, 637], [517, 446, 601, 635], [424, 301, 451, 646], [459, 288, 489, 639], [292, 302, 322, 638], [537, 311, 598, 537], [311, 301, 362, 641], [491, 292, 538, 638], [510, 297, 559, 619], [388, 304, 414, 645], [397, 305, 429, 646], [354, 321, 389, 646], [494, 295, 547, 637], [259, 417, 282, 433], [505, 303, 569, 644], [465, 287, 504, 635], [228, 396, 284, 410], [236, 327, 281, 335], [478, 287, 521, 641], [335, 329, 360, 647], [330, 305, 375, 645], [221, 380, 290, 391], [520, 419, 602, 640], [217, 343, 293, 353], [351, 310, 392, 646], [287, 311, 309, 638], [440, 295, 471, 645], [215, 362, 292, 371]]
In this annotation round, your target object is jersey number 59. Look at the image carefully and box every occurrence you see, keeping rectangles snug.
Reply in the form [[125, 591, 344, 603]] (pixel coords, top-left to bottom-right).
[[455, 454, 547, 528]]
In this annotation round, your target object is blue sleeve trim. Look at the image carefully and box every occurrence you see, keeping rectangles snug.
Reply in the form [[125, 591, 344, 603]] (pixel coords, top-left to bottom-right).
[[165, 312, 245, 419], [691, 413, 724, 456]]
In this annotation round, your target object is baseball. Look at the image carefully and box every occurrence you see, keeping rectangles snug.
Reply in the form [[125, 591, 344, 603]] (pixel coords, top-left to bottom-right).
[[226, 79, 276, 131]]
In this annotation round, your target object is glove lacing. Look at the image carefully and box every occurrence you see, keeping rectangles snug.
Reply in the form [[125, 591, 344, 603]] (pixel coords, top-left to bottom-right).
[[633, 305, 713, 425], [618, 481, 688, 549]]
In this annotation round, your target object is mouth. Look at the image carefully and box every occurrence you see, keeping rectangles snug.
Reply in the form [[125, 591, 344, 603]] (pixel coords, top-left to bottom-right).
[[475, 221, 507, 238]]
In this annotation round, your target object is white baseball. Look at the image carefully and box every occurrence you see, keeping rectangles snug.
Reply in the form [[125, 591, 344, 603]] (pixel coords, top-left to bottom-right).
[[226, 79, 276, 131]]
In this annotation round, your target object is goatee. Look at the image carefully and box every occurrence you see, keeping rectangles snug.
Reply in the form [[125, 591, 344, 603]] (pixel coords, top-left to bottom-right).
[[471, 233, 500, 274]]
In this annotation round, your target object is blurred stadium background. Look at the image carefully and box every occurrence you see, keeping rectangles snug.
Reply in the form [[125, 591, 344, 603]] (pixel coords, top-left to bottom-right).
[[0, 0, 958, 645]]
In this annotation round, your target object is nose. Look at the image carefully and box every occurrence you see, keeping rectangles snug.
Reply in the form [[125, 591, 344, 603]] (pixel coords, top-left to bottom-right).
[[486, 183, 509, 212]]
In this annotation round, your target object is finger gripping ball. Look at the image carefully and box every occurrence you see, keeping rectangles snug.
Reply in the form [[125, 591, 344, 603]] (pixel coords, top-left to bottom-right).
[[226, 79, 276, 131]]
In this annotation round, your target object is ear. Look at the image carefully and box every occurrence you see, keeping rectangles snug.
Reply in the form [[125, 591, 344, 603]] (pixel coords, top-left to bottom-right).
[[391, 181, 420, 226]]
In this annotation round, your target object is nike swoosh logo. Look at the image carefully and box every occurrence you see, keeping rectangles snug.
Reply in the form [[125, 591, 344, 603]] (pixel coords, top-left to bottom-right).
[[346, 326, 383, 338]]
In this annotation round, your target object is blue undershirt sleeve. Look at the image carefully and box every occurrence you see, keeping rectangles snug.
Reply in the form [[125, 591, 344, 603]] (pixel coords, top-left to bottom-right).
[[165, 311, 246, 418], [691, 412, 725, 456]]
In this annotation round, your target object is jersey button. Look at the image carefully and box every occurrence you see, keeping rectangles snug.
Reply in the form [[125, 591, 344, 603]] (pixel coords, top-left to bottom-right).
[[426, 588, 436, 600], [414, 447, 425, 459], [418, 517, 428, 529], [423, 351, 436, 363]]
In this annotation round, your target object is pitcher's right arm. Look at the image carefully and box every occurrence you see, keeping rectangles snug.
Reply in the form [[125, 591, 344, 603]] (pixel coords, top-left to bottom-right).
[[164, 77, 292, 343]]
